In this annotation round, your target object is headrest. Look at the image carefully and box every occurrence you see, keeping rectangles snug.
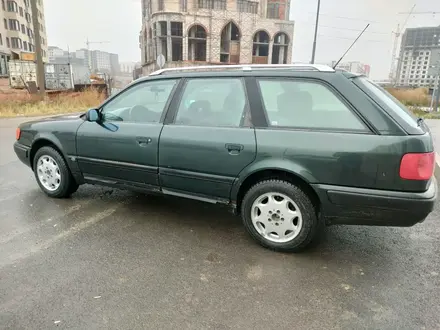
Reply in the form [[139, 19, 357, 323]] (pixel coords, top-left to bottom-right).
[[188, 100, 210, 112], [293, 91, 312, 105]]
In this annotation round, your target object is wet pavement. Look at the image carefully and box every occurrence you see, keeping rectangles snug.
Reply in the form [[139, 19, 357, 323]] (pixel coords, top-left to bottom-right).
[[1, 117, 440, 330]]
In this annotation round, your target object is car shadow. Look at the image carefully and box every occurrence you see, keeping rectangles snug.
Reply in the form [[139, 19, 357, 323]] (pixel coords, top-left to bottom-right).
[[128, 190, 419, 253], [52, 184, 439, 271]]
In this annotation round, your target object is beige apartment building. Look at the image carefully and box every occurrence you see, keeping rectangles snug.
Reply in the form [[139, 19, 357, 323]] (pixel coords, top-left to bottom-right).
[[0, 0, 48, 76], [140, 0, 294, 75]]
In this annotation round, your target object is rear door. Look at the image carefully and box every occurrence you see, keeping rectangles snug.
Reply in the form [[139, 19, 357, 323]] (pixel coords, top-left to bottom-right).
[[158, 77, 256, 201], [252, 76, 380, 189]]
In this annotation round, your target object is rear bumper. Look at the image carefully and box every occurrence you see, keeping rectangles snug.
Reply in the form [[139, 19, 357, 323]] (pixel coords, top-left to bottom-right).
[[14, 142, 31, 168], [313, 177, 437, 226]]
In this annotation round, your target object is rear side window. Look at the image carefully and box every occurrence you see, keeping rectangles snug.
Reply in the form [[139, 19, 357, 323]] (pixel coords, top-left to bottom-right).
[[257, 79, 367, 131], [175, 78, 247, 127], [356, 77, 419, 129]]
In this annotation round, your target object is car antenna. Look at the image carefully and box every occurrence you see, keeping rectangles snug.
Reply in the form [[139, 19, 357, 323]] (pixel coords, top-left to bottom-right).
[[333, 24, 370, 69]]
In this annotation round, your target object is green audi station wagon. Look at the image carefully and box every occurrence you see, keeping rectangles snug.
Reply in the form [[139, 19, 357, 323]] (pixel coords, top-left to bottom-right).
[[14, 64, 437, 252]]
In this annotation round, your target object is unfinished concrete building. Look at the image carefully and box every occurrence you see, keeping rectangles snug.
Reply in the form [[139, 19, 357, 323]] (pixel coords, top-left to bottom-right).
[[139, 0, 294, 75]]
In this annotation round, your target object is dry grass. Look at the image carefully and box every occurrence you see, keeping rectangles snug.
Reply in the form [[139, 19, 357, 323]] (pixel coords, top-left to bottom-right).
[[0, 85, 436, 119], [386, 87, 432, 107], [0, 89, 105, 118]]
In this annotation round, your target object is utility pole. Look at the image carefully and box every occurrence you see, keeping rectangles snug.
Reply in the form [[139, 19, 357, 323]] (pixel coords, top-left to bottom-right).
[[31, 0, 45, 97], [435, 71, 440, 112], [310, 0, 321, 64], [67, 45, 71, 63], [428, 52, 440, 112]]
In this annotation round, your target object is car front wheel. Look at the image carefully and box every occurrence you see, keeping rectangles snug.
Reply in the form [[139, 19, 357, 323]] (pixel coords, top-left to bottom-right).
[[241, 179, 319, 252], [33, 146, 79, 198]]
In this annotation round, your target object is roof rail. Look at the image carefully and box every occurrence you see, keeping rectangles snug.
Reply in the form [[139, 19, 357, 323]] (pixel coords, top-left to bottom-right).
[[149, 63, 335, 76]]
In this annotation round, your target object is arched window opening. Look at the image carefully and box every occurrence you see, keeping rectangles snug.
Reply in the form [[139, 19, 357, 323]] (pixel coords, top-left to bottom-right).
[[272, 32, 289, 64], [252, 30, 270, 64], [220, 22, 240, 63], [188, 25, 207, 61]]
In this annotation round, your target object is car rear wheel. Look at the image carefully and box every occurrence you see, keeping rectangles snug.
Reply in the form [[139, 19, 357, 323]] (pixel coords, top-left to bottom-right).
[[241, 179, 319, 252], [33, 146, 79, 198]]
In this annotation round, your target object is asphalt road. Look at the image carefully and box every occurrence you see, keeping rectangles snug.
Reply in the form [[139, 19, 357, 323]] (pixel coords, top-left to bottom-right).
[[1, 117, 440, 330]]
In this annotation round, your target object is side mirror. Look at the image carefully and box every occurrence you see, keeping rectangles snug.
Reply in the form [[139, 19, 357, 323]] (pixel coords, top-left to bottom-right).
[[86, 108, 100, 122]]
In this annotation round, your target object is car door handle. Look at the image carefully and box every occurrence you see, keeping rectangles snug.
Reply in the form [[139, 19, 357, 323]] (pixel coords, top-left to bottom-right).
[[136, 137, 152, 146], [225, 143, 243, 155]]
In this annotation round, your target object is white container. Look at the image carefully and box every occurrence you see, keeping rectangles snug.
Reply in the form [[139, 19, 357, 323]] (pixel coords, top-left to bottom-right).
[[71, 64, 91, 85], [8, 61, 92, 90], [8, 60, 37, 89], [44, 63, 73, 90]]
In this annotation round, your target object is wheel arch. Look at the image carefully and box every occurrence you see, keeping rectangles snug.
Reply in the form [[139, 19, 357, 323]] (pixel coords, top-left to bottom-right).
[[232, 162, 321, 215], [29, 134, 67, 171]]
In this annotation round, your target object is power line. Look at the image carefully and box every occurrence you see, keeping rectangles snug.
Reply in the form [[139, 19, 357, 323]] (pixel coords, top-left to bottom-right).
[[398, 11, 440, 15], [307, 12, 385, 24], [318, 34, 388, 43], [319, 24, 390, 35], [297, 21, 391, 35]]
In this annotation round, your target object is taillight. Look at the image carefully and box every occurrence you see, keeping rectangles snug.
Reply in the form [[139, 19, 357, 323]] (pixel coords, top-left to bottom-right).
[[15, 128, 21, 140], [399, 152, 435, 180]]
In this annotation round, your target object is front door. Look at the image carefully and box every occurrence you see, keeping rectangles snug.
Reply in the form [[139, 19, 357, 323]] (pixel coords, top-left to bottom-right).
[[159, 77, 256, 201], [76, 78, 179, 189]]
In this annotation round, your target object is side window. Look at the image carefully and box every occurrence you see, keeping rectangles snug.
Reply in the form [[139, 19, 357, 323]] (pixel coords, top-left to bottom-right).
[[102, 79, 177, 123], [175, 78, 247, 127], [258, 79, 367, 131]]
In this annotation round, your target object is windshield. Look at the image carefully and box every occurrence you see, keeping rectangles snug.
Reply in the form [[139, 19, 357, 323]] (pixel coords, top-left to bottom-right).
[[355, 77, 419, 128]]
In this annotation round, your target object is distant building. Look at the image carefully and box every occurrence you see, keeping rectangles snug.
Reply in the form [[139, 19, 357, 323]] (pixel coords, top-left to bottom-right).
[[109, 53, 120, 74], [90, 50, 111, 73], [0, 0, 48, 76], [82, 49, 119, 74], [120, 61, 140, 74], [373, 79, 393, 87], [47, 46, 83, 66], [331, 61, 371, 77], [139, 0, 295, 75], [48, 46, 65, 59], [75, 48, 90, 68], [396, 25, 440, 88], [70, 48, 120, 75]]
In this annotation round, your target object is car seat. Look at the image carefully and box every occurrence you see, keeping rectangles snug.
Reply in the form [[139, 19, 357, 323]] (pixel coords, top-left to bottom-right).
[[277, 91, 313, 126]]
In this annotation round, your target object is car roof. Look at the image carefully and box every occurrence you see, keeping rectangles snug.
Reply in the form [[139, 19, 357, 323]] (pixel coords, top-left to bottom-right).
[[133, 64, 339, 83]]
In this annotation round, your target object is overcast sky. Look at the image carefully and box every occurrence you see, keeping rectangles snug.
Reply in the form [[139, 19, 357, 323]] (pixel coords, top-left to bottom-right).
[[44, 0, 440, 79]]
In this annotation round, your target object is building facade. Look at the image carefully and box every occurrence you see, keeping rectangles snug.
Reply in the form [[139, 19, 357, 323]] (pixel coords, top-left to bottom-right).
[[140, 0, 294, 75], [396, 26, 440, 88], [0, 0, 48, 76]]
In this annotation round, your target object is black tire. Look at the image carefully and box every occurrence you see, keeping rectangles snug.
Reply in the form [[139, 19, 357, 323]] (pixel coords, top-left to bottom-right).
[[67, 181, 80, 195], [33, 146, 79, 198], [240, 179, 320, 253]]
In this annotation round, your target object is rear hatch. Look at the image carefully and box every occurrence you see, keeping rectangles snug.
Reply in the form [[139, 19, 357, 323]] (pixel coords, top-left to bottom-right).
[[353, 77, 435, 192]]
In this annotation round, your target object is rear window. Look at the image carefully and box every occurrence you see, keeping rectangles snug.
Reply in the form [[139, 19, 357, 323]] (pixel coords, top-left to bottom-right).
[[355, 77, 419, 128]]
